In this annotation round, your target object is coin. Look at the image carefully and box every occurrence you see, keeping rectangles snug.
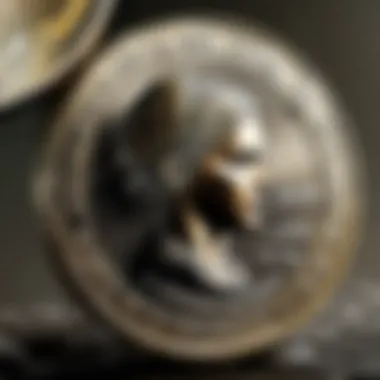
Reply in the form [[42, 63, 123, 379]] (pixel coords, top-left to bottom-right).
[[34, 17, 364, 361], [0, 0, 117, 109]]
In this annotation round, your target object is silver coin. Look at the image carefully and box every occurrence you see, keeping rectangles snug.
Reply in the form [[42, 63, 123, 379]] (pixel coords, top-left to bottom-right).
[[34, 17, 364, 361]]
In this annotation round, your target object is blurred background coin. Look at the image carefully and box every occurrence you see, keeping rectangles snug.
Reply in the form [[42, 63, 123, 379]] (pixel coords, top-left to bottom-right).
[[0, 0, 117, 110]]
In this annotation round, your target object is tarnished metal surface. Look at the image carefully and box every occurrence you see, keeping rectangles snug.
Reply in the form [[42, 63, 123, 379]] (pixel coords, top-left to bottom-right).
[[0, 0, 117, 110], [34, 17, 363, 361]]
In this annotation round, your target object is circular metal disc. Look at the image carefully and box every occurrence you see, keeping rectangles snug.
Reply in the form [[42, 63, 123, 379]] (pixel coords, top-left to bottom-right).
[[34, 17, 364, 361], [0, 0, 117, 110]]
